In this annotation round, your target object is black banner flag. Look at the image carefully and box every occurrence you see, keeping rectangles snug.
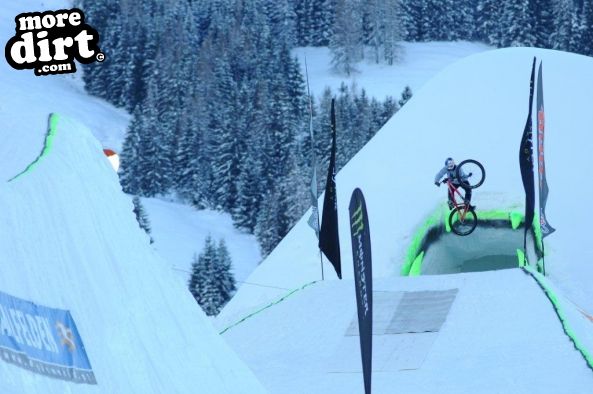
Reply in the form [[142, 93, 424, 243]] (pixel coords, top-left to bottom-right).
[[520, 58, 537, 253], [536, 62, 556, 238], [349, 188, 373, 394], [319, 99, 342, 279]]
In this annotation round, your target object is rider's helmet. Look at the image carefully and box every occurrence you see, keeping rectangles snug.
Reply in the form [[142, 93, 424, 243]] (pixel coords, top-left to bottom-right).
[[445, 157, 455, 170]]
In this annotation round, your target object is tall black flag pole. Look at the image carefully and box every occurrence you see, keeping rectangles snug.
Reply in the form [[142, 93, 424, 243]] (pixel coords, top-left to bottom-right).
[[535, 61, 556, 276], [519, 57, 537, 266], [319, 99, 342, 279], [304, 55, 324, 280]]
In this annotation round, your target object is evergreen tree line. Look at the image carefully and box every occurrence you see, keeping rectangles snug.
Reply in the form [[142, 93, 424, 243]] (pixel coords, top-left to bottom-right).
[[294, 0, 593, 71], [79, 0, 400, 257], [188, 235, 236, 316]]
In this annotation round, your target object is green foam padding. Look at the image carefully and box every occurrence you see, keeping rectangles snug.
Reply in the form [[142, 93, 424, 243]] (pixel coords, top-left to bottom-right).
[[510, 211, 524, 229], [402, 208, 527, 277], [9, 113, 59, 182], [409, 251, 425, 276], [516, 249, 527, 267], [523, 266, 593, 371], [401, 206, 445, 276], [537, 258, 544, 274]]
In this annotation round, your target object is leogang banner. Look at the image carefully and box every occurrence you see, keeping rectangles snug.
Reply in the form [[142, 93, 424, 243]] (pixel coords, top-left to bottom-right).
[[0, 290, 96, 384]]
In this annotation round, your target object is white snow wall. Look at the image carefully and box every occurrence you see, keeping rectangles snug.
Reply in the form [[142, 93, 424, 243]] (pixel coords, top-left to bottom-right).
[[0, 115, 265, 394]]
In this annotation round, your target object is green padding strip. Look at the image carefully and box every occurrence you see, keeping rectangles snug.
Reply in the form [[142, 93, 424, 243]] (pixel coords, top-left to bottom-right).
[[516, 249, 526, 267], [401, 207, 445, 275], [510, 212, 523, 229], [533, 214, 544, 254], [8, 113, 59, 182], [402, 208, 524, 276], [536, 258, 544, 274], [219, 280, 319, 335], [522, 266, 593, 372], [409, 251, 424, 276]]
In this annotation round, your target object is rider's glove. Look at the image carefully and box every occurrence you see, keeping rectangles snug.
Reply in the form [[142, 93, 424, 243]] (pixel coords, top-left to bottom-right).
[[435, 181, 440, 187]]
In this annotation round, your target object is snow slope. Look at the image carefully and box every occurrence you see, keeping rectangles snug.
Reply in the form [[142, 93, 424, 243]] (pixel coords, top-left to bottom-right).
[[221, 270, 593, 393], [0, 114, 265, 393], [141, 197, 261, 287], [218, 48, 593, 393], [0, 2, 267, 391]]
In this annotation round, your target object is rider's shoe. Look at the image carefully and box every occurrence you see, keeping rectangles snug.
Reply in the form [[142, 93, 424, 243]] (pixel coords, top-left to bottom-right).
[[465, 200, 476, 210], [448, 201, 454, 209]]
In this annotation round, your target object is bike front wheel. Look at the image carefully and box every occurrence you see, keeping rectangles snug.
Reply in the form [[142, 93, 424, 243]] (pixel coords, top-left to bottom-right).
[[456, 159, 485, 189], [449, 205, 478, 236]]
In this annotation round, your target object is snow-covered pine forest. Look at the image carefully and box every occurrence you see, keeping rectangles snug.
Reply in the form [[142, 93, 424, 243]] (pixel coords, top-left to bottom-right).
[[76, 0, 593, 259]]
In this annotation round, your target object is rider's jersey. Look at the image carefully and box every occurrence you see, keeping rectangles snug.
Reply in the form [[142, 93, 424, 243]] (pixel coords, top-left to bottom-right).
[[434, 165, 469, 185]]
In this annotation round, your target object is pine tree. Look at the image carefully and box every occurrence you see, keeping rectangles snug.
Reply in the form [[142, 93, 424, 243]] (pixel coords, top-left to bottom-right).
[[132, 196, 154, 244], [451, 0, 475, 40], [499, 0, 537, 47], [552, 0, 576, 50], [330, 0, 364, 75], [476, 0, 504, 46], [532, 0, 555, 48], [579, 0, 593, 55], [314, 0, 335, 46], [383, 0, 404, 65], [399, 85, 413, 107], [215, 239, 236, 304], [255, 188, 284, 257], [400, 0, 425, 41], [569, 2, 585, 53], [422, 0, 455, 41], [188, 236, 226, 316], [119, 107, 143, 195]]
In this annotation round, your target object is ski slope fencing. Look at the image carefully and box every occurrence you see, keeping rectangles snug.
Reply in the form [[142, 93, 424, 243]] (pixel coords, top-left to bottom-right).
[[0, 114, 265, 393]]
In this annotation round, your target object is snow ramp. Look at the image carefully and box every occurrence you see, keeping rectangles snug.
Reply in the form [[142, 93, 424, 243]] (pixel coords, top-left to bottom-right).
[[0, 114, 265, 393], [219, 269, 593, 393]]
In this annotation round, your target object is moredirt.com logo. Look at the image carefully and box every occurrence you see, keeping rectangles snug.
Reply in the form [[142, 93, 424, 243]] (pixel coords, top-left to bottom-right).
[[4, 8, 104, 76]]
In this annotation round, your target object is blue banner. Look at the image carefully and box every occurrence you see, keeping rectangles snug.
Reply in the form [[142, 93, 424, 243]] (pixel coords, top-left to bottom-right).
[[0, 290, 96, 384]]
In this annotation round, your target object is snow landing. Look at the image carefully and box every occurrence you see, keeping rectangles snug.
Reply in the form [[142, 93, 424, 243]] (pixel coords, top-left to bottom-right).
[[220, 270, 593, 393]]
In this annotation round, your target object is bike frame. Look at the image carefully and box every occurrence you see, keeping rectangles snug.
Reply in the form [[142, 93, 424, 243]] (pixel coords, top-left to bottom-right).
[[445, 179, 469, 220]]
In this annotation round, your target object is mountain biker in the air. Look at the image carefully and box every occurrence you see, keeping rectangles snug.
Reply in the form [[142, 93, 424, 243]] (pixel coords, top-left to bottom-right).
[[434, 157, 475, 210]]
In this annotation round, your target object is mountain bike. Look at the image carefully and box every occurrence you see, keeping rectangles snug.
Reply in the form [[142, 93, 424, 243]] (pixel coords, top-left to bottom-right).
[[442, 159, 485, 236]]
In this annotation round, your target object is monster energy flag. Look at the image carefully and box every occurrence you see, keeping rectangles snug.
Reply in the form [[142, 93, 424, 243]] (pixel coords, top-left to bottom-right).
[[520, 58, 536, 250], [536, 62, 555, 238], [349, 188, 373, 394], [319, 99, 342, 279]]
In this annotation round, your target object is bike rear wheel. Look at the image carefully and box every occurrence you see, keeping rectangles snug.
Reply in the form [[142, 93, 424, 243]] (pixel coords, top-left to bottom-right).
[[456, 159, 485, 189], [449, 205, 478, 236]]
